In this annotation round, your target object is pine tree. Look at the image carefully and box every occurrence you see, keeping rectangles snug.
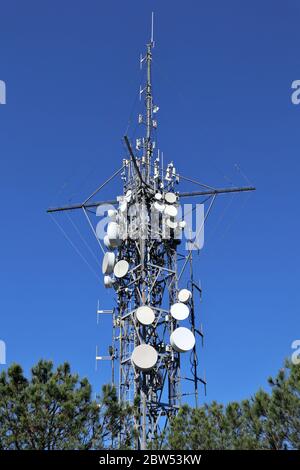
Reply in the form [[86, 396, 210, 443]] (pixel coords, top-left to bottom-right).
[[0, 360, 133, 450], [0, 359, 299, 450], [166, 360, 300, 450]]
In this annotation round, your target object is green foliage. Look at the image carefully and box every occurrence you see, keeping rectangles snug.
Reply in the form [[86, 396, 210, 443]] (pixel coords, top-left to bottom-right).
[[0, 360, 134, 450], [99, 383, 134, 449], [167, 360, 300, 450], [0, 359, 299, 450]]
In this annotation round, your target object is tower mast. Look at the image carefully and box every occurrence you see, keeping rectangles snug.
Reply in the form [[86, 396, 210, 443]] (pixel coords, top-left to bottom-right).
[[47, 13, 256, 450], [144, 13, 154, 183]]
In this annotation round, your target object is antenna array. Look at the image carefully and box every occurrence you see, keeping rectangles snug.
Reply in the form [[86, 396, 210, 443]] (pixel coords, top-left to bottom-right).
[[47, 13, 255, 449]]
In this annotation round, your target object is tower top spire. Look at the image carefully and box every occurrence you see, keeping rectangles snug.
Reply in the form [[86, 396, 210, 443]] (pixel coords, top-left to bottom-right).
[[138, 12, 156, 183], [150, 11, 155, 47]]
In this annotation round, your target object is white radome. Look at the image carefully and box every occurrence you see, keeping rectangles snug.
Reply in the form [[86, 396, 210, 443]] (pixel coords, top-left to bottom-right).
[[102, 252, 115, 274], [178, 288, 192, 303], [164, 205, 178, 218], [165, 192, 177, 204], [104, 234, 114, 250], [170, 327, 195, 353], [131, 344, 158, 371], [170, 302, 190, 321], [154, 201, 165, 213], [136, 306, 155, 325], [113, 259, 129, 278], [104, 275, 113, 288], [107, 222, 120, 241], [125, 190, 132, 202], [154, 192, 162, 201], [107, 209, 118, 219], [166, 219, 178, 229]]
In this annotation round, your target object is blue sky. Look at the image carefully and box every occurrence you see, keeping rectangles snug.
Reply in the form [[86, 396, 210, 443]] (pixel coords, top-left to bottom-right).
[[0, 0, 299, 405]]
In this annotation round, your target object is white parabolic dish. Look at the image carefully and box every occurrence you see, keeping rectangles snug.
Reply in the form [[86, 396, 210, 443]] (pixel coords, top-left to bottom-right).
[[164, 205, 178, 218], [136, 306, 155, 325], [170, 327, 195, 353], [107, 209, 118, 219], [107, 222, 120, 242], [165, 192, 177, 204], [166, 219, 177, 229], [104, 235, 114, 250], [104, 275, 113, 288], [125, 189, 132, 202], [154, 201, 165, 212], [102, 252, 115, 274], [178, 288, 192, 303], [114, 259, 129, 278], [170, 302, 190, 320], [131, 344, 158, 371]]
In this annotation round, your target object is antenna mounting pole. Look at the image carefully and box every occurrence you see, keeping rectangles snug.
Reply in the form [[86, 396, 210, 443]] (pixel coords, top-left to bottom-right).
[[144, 13, 155, 183]]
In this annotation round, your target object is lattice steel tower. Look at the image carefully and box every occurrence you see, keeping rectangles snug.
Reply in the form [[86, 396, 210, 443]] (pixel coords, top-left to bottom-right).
[[47, 14, 255, 450]]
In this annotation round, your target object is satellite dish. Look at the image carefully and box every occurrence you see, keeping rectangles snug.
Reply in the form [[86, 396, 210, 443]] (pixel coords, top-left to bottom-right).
[[102, 252, 115, 274], [107, 209, 118, 220], [178, 289, 192, 303], [154, 192, 162, 201], [170, 302, 189, 320], [170, 327, 195, 353], [166, 219, 177, 229], [131, 344, 158, 371], [164, 205, 178, 218], [125, 190, 132, 202], [104, 275, 114, 288], [114, 260, 129, 278], [154, 201, 165, 212], [107, 222, 120, 242], [165, 192, 177, 204], [104, 235, 114, 250], [136, 306, 155, 325]]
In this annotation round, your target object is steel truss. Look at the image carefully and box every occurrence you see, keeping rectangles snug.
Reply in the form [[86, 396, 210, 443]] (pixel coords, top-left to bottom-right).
[[47, 16, 255, 449]]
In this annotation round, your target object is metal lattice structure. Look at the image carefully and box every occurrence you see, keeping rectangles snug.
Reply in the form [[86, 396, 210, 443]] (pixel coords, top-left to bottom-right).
[[47, 14, 255, 450]]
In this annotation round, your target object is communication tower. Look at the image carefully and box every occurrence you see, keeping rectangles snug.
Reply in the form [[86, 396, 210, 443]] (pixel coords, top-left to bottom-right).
[[47, 14, 255, 449]]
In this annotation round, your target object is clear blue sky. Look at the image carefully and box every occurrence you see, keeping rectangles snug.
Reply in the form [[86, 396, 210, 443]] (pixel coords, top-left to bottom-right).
[[0, 0, 299, 405]]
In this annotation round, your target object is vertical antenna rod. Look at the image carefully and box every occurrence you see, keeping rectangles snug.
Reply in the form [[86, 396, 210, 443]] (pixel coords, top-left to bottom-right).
[[144, 12, 155, 183], [151, 11, 154, 44]]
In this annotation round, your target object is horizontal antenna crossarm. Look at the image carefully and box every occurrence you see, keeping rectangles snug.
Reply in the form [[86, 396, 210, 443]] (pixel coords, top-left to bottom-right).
[[47, 186, 255, 213], [46, 199, 118, 213], [179, 186, 256, 198]]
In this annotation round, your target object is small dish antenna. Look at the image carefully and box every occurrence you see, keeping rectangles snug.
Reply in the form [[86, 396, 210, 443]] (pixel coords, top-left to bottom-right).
[[170, 327, 195, 353], [102, 252, 115, 275], [131, 344, 158, 371], [170, 302, 190, 321], [114, 260, 129, 278], [178, 289, 192, 303], [136, 306, 155, 325]]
